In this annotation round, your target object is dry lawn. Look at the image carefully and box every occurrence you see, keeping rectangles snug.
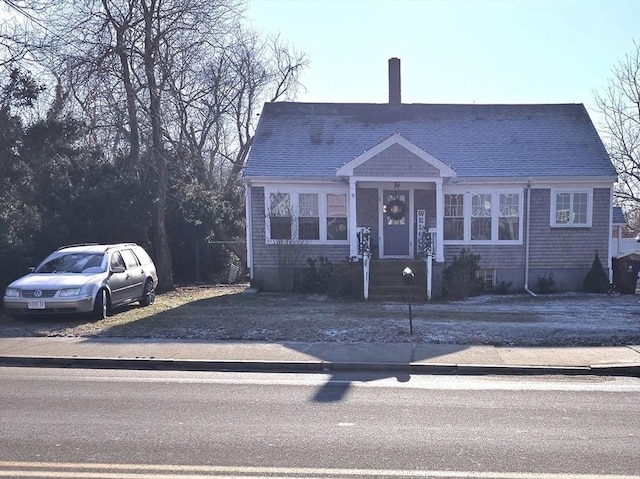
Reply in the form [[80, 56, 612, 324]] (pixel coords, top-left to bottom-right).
[[1, 284, 640, 346]]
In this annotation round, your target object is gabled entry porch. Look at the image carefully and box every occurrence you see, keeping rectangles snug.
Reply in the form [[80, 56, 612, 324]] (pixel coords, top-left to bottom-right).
[[336, 133, 456, 263]]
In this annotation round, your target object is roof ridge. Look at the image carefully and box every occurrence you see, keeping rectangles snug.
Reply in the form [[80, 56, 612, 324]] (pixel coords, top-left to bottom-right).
[[266, 101, 585, 107]]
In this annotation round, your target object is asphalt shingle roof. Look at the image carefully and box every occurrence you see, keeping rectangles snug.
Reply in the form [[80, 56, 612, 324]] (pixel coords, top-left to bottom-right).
[[244, 102, 616, 180], [612, 206, 626, 225]]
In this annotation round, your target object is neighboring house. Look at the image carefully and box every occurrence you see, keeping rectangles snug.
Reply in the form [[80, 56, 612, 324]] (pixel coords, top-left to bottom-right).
[[243, 58, 617, 297], [610, 206, 630, 257]]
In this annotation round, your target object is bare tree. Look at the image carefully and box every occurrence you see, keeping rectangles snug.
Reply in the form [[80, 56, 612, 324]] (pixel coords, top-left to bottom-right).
[[3, 0, 308, 286], [9, 0, 244, 290], [101, 0, 141, 167], [1, 1, 40, 68], [596, 41, 640, 216], [162, 29, 307, 266]]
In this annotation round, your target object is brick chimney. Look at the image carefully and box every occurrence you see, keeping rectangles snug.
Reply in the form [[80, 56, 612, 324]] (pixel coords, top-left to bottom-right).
[[388, 57, 401, 106]]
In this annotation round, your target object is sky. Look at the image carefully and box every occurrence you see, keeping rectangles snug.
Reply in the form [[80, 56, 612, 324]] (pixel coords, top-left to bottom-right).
[[247, 0, 640, 126]]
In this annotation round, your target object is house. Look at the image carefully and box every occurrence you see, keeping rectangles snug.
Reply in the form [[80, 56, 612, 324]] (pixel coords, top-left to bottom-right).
[[610, 206, 629, 257], [243, 58, 617, 298]]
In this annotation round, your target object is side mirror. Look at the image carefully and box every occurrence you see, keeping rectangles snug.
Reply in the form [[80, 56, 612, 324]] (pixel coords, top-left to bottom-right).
[[111, 265, 126, 274]]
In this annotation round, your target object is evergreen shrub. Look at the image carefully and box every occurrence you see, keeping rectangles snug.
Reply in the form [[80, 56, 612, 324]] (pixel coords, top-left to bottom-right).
[[583, 252, 610, 293], [443, 248, 484, 300]]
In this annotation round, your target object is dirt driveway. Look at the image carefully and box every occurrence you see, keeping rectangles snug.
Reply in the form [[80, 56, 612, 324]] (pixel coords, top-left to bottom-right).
[[1, 285, 639, 346]]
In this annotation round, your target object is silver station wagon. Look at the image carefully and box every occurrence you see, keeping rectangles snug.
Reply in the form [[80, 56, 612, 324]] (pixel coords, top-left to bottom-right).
[[3, 243, 158, 319]]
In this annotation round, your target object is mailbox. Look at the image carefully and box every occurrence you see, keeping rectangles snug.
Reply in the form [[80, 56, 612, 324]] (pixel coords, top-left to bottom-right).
[[402, 267, 415, 286]]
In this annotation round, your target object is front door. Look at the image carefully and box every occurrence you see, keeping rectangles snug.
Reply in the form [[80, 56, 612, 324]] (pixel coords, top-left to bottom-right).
[[383, 189, 410, 256]]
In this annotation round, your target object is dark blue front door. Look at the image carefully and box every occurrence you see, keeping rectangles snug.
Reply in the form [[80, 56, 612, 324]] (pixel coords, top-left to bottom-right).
[[383, 190, 409, 256]]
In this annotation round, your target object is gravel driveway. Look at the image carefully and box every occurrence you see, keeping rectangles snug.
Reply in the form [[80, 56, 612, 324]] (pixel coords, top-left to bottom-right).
[[1, 285, 639, 347]]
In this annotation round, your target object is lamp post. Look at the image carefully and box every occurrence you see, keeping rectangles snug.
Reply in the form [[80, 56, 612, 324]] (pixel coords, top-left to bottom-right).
[[402, 266, 415, 334]]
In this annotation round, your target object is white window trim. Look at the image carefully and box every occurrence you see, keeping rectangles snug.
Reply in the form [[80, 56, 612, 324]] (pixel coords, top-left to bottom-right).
[[264, 186, 349, 244], [550, 188, 593, 228], [443, 188, 524, 245]]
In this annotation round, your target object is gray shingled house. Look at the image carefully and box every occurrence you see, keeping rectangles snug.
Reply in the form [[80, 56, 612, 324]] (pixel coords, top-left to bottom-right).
[[243, 58, 617, 298]]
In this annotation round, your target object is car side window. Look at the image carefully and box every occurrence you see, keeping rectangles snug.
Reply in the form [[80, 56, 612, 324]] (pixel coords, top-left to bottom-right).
[[132, 247, 152, 266], [120, 249, 140, 269], [110, 252, 126, 271]]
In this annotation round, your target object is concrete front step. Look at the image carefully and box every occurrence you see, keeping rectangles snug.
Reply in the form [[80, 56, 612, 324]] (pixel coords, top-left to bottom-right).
[[368, 260, 428, 301]]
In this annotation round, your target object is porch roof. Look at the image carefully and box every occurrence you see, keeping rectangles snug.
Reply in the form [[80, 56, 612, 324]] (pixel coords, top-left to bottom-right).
[[244, 102, 616, 181]]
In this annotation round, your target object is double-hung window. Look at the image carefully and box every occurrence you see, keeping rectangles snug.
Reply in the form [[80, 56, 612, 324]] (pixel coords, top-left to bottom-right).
[[499, 194, 520, 240], [327, 194, 347, 240], [299, 194, 319, 240], [471, 193, 492, 241], [269, 192, 292, 240], [444, 194, 464, 240], [551, 189, 591, 227], [265, 188, 348, 243]]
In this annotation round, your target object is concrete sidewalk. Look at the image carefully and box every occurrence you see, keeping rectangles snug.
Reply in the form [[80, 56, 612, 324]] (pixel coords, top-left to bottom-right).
[[1, 337, 639, 376]]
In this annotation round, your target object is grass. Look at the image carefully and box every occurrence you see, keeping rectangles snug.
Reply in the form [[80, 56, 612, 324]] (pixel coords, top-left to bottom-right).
[[1, 284, 638, 346]]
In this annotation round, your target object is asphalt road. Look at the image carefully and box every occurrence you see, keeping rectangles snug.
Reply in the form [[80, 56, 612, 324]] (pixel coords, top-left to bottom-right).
[[1, 368, 639, 479]]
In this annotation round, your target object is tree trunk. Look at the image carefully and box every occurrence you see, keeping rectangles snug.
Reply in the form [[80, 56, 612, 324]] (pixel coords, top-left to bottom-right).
[[143, 0, 173, 291], [116, 28, 140, 168]]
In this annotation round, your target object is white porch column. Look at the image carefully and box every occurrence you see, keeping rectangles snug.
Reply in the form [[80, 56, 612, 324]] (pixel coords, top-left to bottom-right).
[[349, 178, 358, 258], [435, 179, 444, 262]]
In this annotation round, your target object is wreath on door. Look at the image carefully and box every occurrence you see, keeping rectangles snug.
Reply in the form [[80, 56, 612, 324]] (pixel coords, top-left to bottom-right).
[[385, 198, 406, 221]]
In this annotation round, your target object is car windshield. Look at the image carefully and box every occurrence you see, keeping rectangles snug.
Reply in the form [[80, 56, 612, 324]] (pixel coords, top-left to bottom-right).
[[35, 253, 106, 274]]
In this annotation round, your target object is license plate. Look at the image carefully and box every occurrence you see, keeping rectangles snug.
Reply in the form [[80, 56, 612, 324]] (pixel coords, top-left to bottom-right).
[[28, 300, 46, 309]]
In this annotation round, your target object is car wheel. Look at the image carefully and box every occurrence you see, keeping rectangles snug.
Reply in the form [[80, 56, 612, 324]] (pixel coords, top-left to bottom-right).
[[139, 280, 155, 307], [92, 288, 109, 320]]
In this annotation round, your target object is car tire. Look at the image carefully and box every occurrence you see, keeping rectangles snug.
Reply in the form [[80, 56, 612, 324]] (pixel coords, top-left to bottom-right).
[[92, 288, 109, 320], [139, 279, 155, 307]]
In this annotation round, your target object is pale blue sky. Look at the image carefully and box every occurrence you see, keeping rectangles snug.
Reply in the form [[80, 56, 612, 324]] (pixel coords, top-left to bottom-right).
[[247, 0, 639, 125]]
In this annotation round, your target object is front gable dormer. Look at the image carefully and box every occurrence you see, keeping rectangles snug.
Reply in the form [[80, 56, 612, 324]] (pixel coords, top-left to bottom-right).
[[336, 133, 456, 179]]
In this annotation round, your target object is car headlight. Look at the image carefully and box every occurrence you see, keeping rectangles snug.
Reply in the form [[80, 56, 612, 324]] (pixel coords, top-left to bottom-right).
[[4, 288, 20, 298], [59, 288, 82, 297]]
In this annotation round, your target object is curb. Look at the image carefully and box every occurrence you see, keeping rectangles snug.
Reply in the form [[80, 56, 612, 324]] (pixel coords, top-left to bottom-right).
[[0, 356, 323, 373], [1, 355, 639, 377]]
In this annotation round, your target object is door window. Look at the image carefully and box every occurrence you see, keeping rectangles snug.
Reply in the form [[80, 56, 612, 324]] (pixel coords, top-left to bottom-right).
[[110, 252, 125, 270], [385, 193, 407, 225]]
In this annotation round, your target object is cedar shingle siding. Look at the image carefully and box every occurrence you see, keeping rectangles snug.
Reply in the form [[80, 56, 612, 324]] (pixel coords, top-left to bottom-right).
[[528, 188, 610, 268], [525, 187, 611, 290], [354, 144, 440, 177]]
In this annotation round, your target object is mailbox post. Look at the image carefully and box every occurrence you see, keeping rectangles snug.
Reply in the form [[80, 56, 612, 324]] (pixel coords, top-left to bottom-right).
[[402, 266, 415, 334]]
